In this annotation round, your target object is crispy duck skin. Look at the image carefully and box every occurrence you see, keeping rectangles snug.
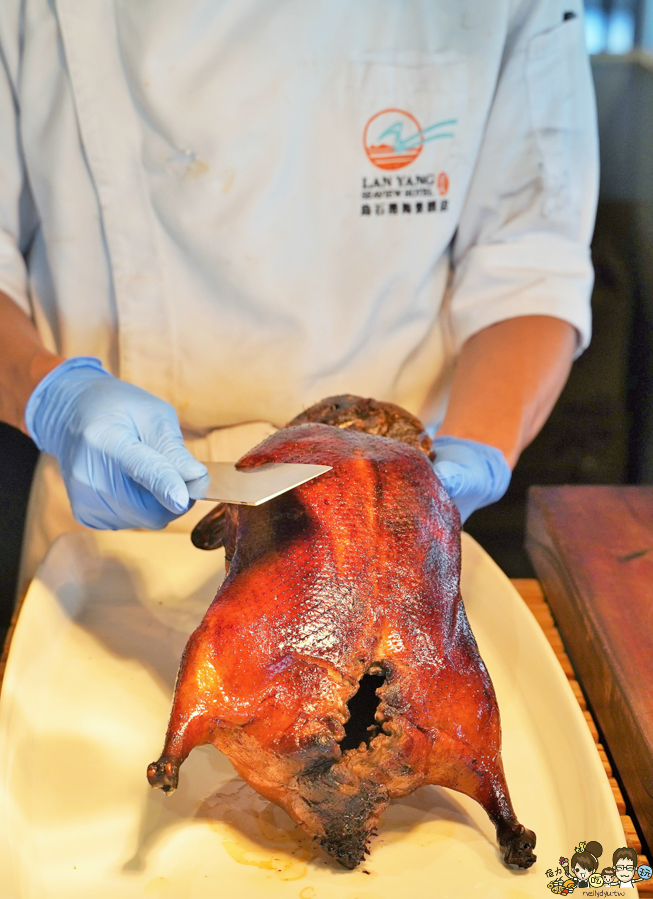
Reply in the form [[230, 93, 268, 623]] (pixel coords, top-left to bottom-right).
[[149, 396, 536, 870], [190, 395, 434, 551]]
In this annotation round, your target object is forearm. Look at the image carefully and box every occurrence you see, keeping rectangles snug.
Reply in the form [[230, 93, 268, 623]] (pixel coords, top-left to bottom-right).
[[438, 315, 576, 469], [0, 292, 63, 433], [0, 291, 64, 433]]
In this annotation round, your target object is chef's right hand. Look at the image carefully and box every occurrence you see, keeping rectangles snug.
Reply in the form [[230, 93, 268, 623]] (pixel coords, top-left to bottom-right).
[[432, 435, 511, 524], [25, 357, 207, 530]]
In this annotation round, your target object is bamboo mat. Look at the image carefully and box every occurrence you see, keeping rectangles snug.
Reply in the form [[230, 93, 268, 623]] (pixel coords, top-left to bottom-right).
[[1, 577, 650, 892], [512, 578, 652, 896]]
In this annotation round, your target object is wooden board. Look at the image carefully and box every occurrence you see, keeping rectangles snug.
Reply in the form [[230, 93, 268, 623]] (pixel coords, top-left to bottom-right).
[[511, 578, 652, 895], [525, 486, 653, 862]]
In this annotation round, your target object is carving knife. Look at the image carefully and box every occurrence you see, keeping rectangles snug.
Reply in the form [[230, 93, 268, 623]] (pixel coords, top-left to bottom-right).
[[185, 461, 332, 506]]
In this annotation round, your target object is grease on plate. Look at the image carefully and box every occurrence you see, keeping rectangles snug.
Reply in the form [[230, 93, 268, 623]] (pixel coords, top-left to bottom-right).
[[197, 783, 328, 881]]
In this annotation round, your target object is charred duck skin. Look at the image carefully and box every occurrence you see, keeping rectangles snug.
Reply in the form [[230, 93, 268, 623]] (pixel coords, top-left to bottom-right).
[[148, 397, 536, 870]]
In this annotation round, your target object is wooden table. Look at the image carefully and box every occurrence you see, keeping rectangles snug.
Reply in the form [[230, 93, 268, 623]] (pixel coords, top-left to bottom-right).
[[527, 486, 653, 874], [2, 573, 651, 892], [512, 577, 652, 895]]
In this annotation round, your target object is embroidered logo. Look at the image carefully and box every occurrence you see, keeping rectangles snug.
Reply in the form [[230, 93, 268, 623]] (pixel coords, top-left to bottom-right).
[[363, 109, 456, 171]]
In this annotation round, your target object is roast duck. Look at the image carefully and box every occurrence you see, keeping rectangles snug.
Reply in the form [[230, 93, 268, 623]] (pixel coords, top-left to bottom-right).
[[148, 395, 536, 870]]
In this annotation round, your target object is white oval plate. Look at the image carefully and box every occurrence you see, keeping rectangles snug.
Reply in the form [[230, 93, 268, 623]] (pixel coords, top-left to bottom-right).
[[0, 531, 626, 899]]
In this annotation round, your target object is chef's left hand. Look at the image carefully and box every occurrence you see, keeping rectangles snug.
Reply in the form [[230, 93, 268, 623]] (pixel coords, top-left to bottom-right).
[[432, 436, 511, 524], [25, 356, 207, 530]]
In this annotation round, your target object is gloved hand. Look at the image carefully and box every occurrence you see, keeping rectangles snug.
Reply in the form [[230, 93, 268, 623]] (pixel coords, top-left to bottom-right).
[[432, 435, 511, 524], [25, 357, 207, 530]]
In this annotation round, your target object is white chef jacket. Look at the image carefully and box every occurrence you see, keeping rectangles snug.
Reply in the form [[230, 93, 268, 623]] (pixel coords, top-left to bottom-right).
[[0, 0, 598, 587], [1, 0, 597, 430]]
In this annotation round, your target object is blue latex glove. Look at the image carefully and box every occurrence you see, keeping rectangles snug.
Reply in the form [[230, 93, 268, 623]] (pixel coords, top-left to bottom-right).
[[25, 357, 207, 530], [432, 436, 511, 524]]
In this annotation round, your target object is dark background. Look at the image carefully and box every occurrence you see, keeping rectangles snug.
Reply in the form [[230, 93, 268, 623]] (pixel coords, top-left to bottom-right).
[[2, 24, 653, 626]]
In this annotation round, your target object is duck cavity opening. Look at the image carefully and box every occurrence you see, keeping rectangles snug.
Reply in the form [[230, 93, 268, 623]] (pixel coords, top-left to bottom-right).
[[339, 668, 386, 752]]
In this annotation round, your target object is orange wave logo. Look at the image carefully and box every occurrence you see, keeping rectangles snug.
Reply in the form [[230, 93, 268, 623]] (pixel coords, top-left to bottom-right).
[[363, 109, 457, 171]]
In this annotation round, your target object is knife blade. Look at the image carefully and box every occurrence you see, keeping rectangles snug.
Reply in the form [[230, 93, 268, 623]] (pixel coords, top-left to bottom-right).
[[185, 461, 332, 506]]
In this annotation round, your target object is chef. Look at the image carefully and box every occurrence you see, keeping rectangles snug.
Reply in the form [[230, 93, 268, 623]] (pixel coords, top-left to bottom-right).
[[0, 0, 597, 591]]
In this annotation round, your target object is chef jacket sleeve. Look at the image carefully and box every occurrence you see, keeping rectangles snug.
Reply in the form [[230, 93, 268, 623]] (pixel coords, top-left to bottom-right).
[[449, 0, 598, 357], [0, 14, 38, 316]]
